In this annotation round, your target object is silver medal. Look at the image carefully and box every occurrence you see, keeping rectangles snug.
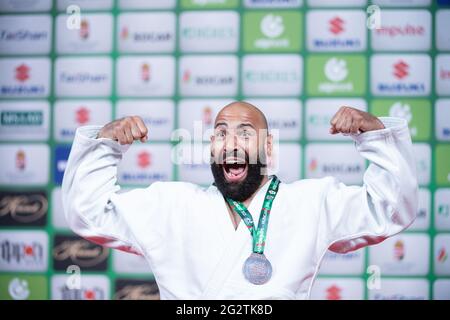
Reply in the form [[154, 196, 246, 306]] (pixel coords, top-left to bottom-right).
[[243, 253, 272, 285]]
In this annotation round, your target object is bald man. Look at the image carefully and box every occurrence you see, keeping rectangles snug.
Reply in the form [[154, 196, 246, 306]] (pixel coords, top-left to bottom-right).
[[62, 101, 418, 299]]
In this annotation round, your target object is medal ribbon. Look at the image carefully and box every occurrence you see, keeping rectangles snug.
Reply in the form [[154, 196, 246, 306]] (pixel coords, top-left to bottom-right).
[[226, 176, 280, 254]]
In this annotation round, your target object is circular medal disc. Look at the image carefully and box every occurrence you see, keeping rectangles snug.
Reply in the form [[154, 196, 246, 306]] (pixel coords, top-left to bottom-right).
[[243, 253, 272, 285]]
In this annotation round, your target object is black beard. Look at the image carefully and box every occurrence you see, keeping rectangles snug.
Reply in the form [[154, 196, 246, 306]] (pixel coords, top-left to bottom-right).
[[210, 158, 266, 202]]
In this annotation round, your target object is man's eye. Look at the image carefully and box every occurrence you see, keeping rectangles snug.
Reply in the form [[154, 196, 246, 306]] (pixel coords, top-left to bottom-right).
[[215, 131, 226, 138], [239, 130, 252, 138]]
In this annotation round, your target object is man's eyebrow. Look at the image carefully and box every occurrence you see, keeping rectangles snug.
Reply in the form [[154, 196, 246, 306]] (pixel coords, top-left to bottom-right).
[[237, 123, 255, 130], [214, 122, 228, 129], [213, 122, 256, 129]]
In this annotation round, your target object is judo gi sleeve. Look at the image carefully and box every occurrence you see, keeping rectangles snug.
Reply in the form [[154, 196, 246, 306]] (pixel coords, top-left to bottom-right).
[[62, 125, 162, 256], [319, 117, 419, 253]]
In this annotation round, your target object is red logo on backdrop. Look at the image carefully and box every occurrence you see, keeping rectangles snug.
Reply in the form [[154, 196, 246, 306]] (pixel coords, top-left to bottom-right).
[[120, 26, 129, 40], [84, 290, 96, 300], [326, 285, 342, 300], [0, 240, 44, 264], [141, 63, 151, 82], [80, 19, 90, 39], [183, 70, 191, 83], [15, 64, 30, 82], [202, 106, 213, 126], [329, 17, 344, 35], [137, 151, 151, 169], [24, 245, 34, 256], [76, 107, 90, 125], [309, 158, 318, 172], [393, 61, 409, 80], [437, 247, 448, 263], [394, 239, 405, 261], [16, 150, 26, 171], [440, 66, 450, 81]]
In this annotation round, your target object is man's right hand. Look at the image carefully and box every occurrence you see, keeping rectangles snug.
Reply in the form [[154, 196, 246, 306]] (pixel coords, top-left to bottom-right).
[[97, 116, 148, 145]]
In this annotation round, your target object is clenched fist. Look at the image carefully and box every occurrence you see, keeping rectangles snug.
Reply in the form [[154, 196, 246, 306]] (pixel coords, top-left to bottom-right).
[[330, 106, 385, 135], [97, 116, 148, 145]]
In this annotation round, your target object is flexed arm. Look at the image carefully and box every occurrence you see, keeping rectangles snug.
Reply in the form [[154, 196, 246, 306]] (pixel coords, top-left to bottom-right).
[[62, 116, 157, 256], [319, 107, 418, 253]]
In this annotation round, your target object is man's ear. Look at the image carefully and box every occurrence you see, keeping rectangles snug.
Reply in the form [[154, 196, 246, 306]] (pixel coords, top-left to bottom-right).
[[265, 134, 273, 158]]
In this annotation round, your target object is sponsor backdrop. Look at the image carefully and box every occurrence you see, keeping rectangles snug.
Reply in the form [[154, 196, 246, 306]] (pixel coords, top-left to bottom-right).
[[0, 0, 449, 300]]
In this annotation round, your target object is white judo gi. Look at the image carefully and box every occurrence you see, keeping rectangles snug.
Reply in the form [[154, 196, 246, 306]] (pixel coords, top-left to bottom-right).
[[62, 117, 418, 300]]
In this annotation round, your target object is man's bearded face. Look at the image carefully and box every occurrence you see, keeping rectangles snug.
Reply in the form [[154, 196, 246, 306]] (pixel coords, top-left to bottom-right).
[[210, 122, 269, 202]]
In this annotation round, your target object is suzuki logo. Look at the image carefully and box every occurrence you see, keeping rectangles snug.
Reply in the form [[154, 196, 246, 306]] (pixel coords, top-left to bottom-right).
[[15, 64, 30, 83], [137, 151, 151, 169], [326, 285, 342, 300], [329, 17, 344, 35], [76, 107, 90, 125], [393, 60, 409, 80]]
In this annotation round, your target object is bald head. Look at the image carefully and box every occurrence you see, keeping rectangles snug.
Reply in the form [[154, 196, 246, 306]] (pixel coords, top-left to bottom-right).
[[214, 101, 268, 131]]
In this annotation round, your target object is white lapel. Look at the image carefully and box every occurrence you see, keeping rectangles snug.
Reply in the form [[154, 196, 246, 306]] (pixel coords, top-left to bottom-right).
[[201, 179, 272, 298]]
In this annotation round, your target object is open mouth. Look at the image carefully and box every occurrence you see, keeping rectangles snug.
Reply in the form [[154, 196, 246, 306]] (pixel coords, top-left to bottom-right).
[[222, 158, 248, 183]]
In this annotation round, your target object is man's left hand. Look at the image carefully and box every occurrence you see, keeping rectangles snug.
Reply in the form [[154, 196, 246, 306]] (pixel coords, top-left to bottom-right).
[[330, 106, 385, 135]]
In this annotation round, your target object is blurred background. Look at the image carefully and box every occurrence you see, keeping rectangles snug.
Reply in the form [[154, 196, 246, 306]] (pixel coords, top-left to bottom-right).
[[0, 0, 449, 300]]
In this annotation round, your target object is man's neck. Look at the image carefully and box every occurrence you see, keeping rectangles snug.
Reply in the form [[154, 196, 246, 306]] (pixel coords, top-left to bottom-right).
[[225, 175, 270, 230]]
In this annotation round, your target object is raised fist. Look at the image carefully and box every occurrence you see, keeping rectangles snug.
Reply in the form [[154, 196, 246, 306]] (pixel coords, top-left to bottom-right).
[[97, 116, 148, 145], [330, 107, 385, 135]]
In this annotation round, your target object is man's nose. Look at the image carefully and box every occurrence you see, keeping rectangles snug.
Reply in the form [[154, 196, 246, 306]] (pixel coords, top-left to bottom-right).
[[224, 133, 238, 152]]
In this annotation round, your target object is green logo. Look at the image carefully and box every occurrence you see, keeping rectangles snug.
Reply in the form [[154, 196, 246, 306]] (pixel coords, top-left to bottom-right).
[[243, 11, 302, 52], [308, 115, 330, 126], [371, 99, 431, 141], [436, 145, 450, 187], [181, 26, 236, 41], [439, 204, 450, 218], [1, 111, 43, 126], [244, 69, 300, 83], [0, 275, 47, 300], [180, 0, 239, 9], [307, 55, 366, 96]]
